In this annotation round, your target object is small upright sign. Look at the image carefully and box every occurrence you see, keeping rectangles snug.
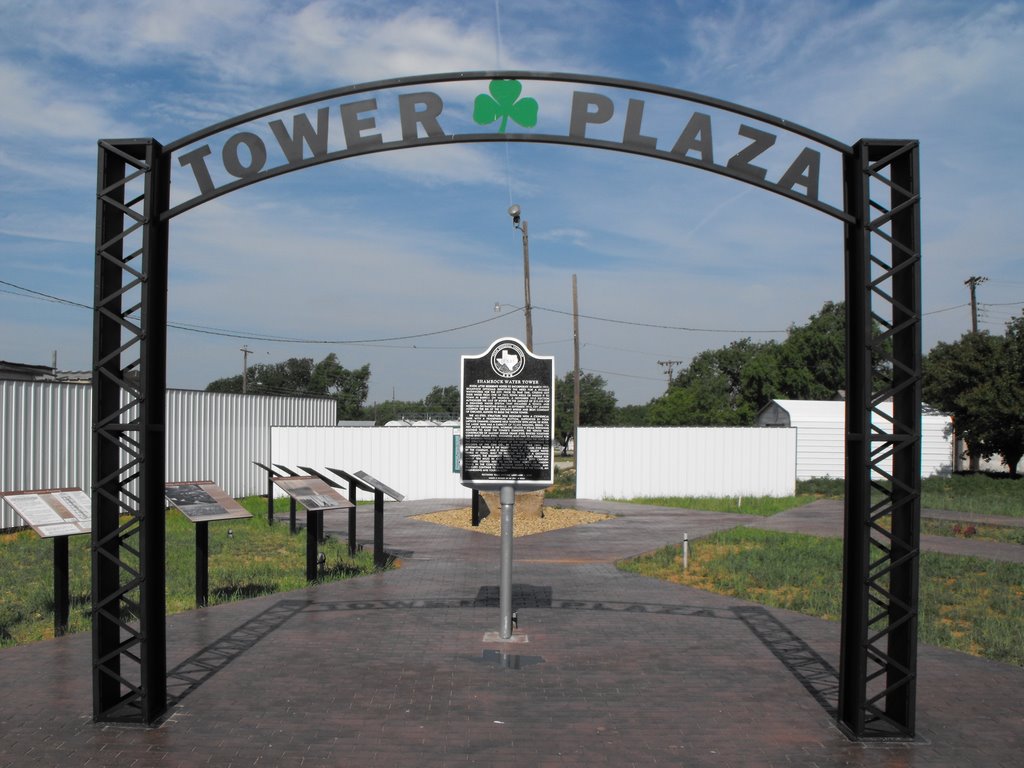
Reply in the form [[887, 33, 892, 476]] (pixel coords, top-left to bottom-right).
[[460, 337, 554, 490]]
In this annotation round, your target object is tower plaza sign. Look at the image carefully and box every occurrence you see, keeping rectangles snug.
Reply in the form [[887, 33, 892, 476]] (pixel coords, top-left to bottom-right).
[[92, 72, 922, 738], [174, 85, 824, 214]]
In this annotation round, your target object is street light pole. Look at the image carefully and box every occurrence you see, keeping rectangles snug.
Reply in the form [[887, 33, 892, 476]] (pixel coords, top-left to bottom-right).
[[508, 204, 533, 351]]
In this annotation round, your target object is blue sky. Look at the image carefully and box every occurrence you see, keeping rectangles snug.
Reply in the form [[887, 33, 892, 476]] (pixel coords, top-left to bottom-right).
[[1, 0, 1021, 407]]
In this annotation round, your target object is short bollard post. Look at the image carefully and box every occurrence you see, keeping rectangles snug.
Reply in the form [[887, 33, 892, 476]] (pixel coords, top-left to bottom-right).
[[682, 533, 689, 571]]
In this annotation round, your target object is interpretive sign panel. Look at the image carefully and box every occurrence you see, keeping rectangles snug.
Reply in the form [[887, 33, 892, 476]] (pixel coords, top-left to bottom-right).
[[0, 489, 91, 537], [273, 476, 354, 511], [164, 481, 252, 523], [353, 470, 405, 502], [460, 337, 554, 490]]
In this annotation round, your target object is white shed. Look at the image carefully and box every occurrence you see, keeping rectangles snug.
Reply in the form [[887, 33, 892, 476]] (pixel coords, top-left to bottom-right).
[[756, 399, 954, 480]]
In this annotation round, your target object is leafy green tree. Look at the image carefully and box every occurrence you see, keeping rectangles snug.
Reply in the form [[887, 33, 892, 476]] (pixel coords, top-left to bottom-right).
[[614, 403, 651, 426], [671, 338, 779, 424], [423, 385, 460, 416], [205, 353, 369, 421], [311, 354, 370, 420], [364, 385, 459, 426], [643, 301, 887, 427], [554, 372, 617, 450], [740, 342, 784, 412], [366, 398, 429, 426], [646, 385, 703, 426], [924, 317, 1024, 476], [205, 374, 244, 393], [774, 301, 847, 400]]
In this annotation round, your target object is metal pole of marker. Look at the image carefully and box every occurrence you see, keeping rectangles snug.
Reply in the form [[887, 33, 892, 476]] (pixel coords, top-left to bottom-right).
[[500, 485, 515, 639]]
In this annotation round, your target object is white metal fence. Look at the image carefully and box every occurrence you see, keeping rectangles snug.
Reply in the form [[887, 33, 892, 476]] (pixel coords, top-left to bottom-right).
[[271, 426, 469, 502], [6, 382, 986, 531], [576, 427, 798, 499], [0, 381, 334, 530]]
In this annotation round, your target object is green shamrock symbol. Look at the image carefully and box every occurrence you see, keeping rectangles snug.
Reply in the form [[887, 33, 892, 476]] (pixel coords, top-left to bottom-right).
[[473, 79, 538, 133]]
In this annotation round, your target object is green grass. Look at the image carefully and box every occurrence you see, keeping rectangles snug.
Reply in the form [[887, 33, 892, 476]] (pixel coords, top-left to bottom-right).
[[0, 496, 384, 647], [919, 473, 1024, 517], [922, 518, 1024, 545], [793, 474, 1024, 517], [546, 464, 577, 498], [615, 494, 819, 517], [619, 528, 1024, 666], [613, 474, 1023, 519]]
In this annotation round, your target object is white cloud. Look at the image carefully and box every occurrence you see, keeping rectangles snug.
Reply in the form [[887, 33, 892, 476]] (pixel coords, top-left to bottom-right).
[[1, 0, 1021, 406], [0, 62, 119, 140]]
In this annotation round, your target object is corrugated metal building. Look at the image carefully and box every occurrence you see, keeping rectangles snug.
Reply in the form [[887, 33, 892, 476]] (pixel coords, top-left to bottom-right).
[[1, 382, 334, 530], [756, 399, 954, 480]]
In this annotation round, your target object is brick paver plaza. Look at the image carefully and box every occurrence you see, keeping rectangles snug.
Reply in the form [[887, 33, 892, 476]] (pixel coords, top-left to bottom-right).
[[1, 498, 1021, 766]]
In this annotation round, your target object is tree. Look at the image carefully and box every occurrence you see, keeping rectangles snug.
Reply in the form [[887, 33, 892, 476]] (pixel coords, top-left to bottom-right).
[[646, 385, 705, 426], [423, 385, 460, 416], [670, 338, 779, 425], [924, 317, 1024, 476], [554, 372, 616, 450], [614, 403, 650, 426], [311, 354, 370, 421], [642, 301, 890, 427], [205, 353, 370, 421], [363, 385, 460, 426], [775, 301, 847, 400], [367, 398, 429, 426]]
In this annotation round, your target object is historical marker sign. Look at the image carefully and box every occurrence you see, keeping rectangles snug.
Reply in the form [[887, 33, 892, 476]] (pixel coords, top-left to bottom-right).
[[165, 481, 252, 523], [460, 337, 554, 490], [273, 475, 354, 511], [0, 489, 91, 537]]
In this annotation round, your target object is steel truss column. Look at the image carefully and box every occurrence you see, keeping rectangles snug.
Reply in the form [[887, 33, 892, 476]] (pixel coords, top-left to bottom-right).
[[840, 139, 922, 738], [92, 139, 170, 724]]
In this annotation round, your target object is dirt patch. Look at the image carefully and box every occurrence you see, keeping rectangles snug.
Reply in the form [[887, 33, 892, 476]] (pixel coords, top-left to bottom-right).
[[411, 505, 613, 537]]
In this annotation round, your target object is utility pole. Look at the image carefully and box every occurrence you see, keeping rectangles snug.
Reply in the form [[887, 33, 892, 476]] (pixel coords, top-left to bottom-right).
[[657, 360, 684, 394], [240, 346, 252, 393], [572, 274, 581, 450], [963, 276, 988, 471], [965, 275, 988, 333]]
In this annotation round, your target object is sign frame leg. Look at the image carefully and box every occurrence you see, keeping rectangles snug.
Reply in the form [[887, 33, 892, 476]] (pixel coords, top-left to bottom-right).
[[500, 485, 515, 639]]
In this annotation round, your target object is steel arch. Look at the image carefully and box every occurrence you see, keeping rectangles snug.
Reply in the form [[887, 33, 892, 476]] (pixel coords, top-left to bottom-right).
[[92, 73, 921, 736]]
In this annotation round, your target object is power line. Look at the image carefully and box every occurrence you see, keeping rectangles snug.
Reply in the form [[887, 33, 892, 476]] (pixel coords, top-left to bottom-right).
[[3, 276, 794, 343], [534, 304, 787, 333], [582, 366, 664, 382], [0, 278, 521, 344], [923, 303, 969, 316]]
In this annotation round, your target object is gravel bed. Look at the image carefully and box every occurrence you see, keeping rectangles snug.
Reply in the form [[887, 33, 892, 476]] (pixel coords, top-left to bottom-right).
[[411, 506, 612, 537]]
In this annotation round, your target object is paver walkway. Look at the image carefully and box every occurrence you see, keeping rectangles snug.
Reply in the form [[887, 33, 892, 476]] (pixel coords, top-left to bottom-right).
[[0, 498, 1021, 767]]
